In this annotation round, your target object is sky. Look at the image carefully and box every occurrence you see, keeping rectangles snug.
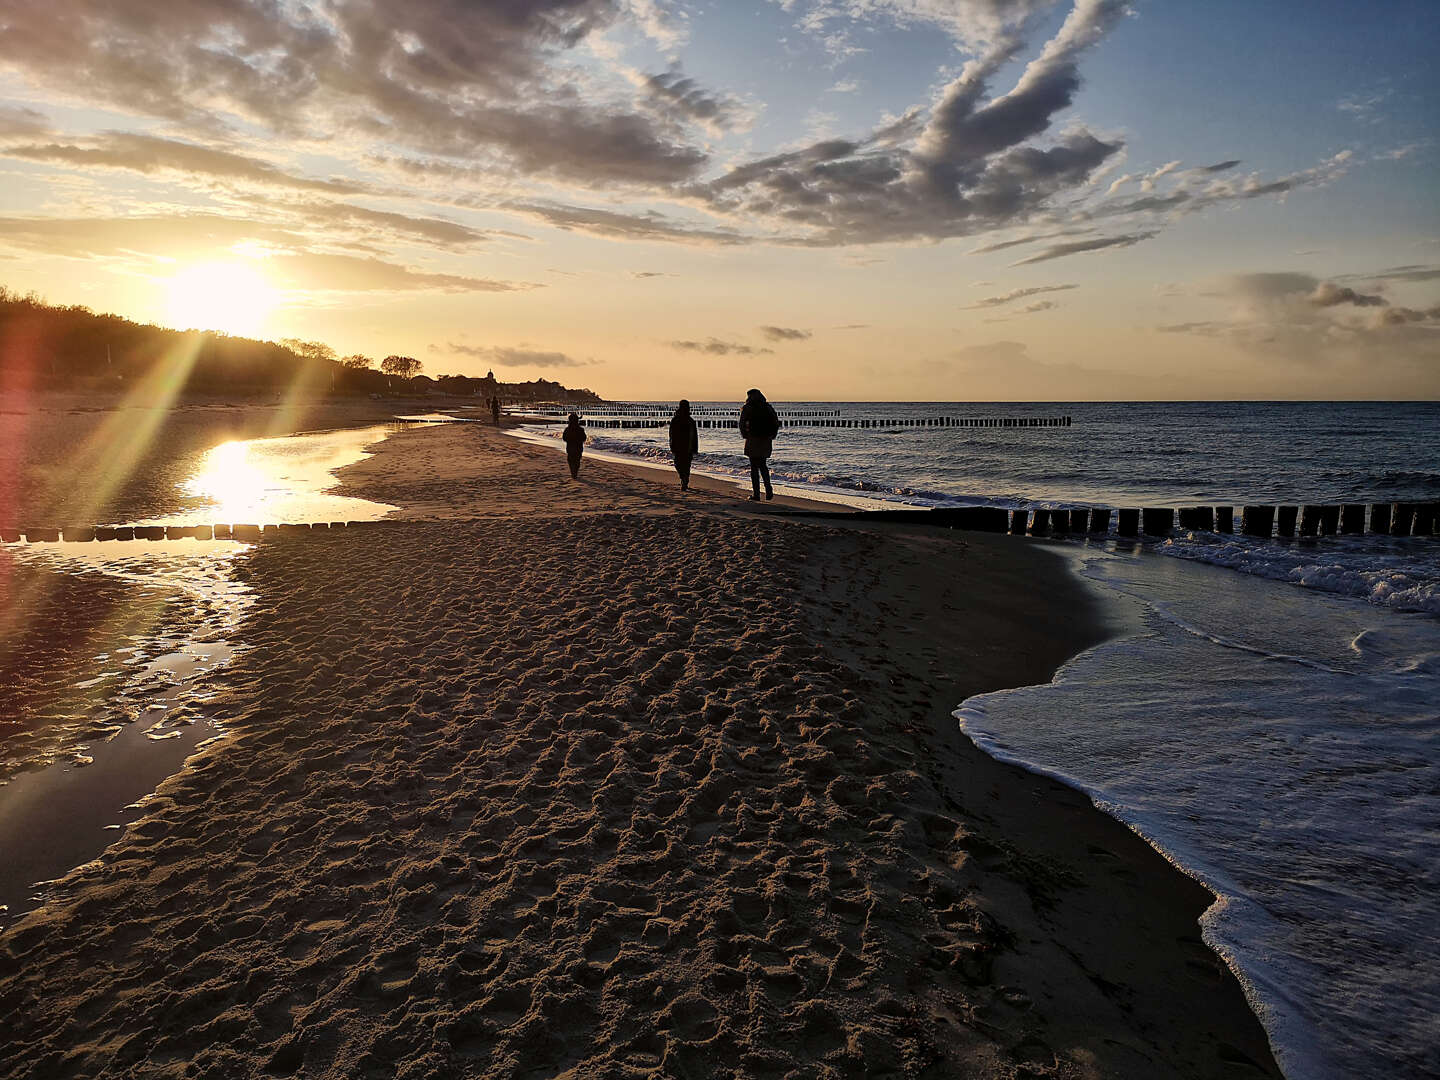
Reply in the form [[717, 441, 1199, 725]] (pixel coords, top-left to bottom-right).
[[0, 0, 1436, 400]]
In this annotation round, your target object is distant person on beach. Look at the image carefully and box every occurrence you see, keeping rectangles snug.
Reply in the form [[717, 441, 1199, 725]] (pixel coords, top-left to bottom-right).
[[562, 413, 586, 479], [490, 396, 501, 425], [669, 399, 699, 491], [739, 388, 779, 501]]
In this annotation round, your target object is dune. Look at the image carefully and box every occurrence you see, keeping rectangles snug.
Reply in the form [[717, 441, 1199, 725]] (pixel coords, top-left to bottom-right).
[[0, 421, 1279, 1078]]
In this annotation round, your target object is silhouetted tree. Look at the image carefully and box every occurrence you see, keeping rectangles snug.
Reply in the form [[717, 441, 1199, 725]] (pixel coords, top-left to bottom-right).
[[280, 339, 337, 364], [340, 354, 374, 369], [381, 355, 422, 378]]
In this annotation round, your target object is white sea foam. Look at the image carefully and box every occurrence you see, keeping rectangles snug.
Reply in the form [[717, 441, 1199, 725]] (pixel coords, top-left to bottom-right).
[[956, 547, 1440, 1080], [1157, 533, 1440, 616]]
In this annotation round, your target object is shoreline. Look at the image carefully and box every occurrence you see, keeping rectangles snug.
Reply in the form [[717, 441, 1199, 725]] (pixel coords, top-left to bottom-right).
[[0, 421, 1280, 1077]]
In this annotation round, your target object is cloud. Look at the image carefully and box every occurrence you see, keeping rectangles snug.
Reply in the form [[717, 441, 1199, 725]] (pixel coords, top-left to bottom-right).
[[1010, 230, 1156, 265], [696, 0, 1131, 245], [670, 338, 773, 356], [0, 213, 303, 262], [1308, 281, 1384, 308], [0, 105, 51, 137], [836, 323, 870, 330], [1343, 264, 1440, 284], [288, 203, 504, 249], [2, 132, 368, 195], [0, 0, 710, 188], [0, 0, 1380, 260], [630, 270, 671, 278], [1155, 321, 1226, 336], [508, 202, 747, 245], [759, 325, 812, 341], [1370, 305, 1440, 328], [1162, 270, 1440, 384], [446, 343, 592, 368], [1337, 90, 1390, 124], [637, 68, 751, 134], [267, 253, 538, 293], [0, 212, 536, 291], [964, 283, 1077, 308], [780, 0, 1067, 51]]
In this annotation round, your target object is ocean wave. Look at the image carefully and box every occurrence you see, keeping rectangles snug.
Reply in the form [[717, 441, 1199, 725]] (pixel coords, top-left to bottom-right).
[[1157, 534, 1440, 616]]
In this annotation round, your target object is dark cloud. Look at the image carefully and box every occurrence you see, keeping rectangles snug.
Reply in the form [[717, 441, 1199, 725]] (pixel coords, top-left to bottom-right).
[[447, 344, 591, 368], [0, 1, 1360, 257], [3, 133, 367, 194], [1308, 281, 1385, 308], [1010, 231, 1156, 265], [0, 0, 708, 187], [1371, 305, 1440, 327], [760, 325, 812, 342], [630, 270, 672, 278], [964, 283, 1077, 308], [670, 339, 774, 356], [639, 69, 748, 133], [692, 1, 1129, 245]]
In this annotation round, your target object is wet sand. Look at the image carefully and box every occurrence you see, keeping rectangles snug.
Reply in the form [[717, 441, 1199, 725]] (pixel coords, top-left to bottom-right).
[[0, 421, 1280, 1078]]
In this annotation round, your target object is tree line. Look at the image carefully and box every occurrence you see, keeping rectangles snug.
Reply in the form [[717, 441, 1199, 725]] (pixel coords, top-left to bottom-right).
[[0, 286, 601, 404]]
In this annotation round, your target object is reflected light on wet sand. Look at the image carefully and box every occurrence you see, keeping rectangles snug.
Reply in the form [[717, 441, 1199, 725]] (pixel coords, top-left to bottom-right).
[[149, 424, 400, 526], [182, 440, 269, 521]]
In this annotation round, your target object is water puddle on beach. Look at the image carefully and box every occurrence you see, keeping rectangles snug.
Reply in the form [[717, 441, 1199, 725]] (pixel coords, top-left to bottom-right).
[[137, 423, 400, 527], [954, 542, 1440, 1080], [0, 425, 399, 924]]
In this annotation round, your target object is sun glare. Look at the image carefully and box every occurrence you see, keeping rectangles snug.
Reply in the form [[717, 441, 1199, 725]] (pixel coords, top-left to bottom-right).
[[183, 439, 270, 521], [164, 261, 277, 338]]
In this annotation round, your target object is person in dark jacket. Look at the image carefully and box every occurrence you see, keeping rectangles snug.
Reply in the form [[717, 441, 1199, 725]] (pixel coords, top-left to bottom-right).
[[738, 388, 779, 500], [562, 413, 586, 478], [669, 399, 699, 491]]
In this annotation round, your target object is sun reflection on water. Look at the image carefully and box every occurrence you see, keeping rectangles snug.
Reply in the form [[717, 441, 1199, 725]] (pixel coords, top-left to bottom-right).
[[182, 440, 272, 523]]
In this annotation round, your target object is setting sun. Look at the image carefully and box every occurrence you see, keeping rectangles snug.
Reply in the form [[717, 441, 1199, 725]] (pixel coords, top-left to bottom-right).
[[164, 261, 277, 338]]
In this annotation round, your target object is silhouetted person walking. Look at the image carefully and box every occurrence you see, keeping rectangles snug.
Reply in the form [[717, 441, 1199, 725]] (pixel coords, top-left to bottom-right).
[[669, 399, 699, 491], [739, 388, 779, 500], [490, 395, 501, 425], [562, 412, 586, 478]]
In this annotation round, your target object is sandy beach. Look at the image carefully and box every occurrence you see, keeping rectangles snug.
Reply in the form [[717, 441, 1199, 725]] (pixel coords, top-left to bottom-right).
[[0, 421, 1280, 1078]]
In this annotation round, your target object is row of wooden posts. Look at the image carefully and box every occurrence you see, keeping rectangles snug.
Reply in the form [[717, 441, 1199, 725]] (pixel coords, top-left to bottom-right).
[[1004, 501, 1440, 538], [533, 406, 846, 418], [578, 415, 1074, 430], [0, 521, 389, 543]]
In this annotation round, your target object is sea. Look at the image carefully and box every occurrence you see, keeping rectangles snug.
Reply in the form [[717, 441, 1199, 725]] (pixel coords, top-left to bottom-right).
[[519, 400, 1440, 1080]]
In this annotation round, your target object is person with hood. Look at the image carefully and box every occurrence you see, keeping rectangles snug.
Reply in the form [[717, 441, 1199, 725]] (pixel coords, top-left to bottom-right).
[[562, 412, 586, 479], [738, 388, 779, 501], [669, 399, 699, 491]]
